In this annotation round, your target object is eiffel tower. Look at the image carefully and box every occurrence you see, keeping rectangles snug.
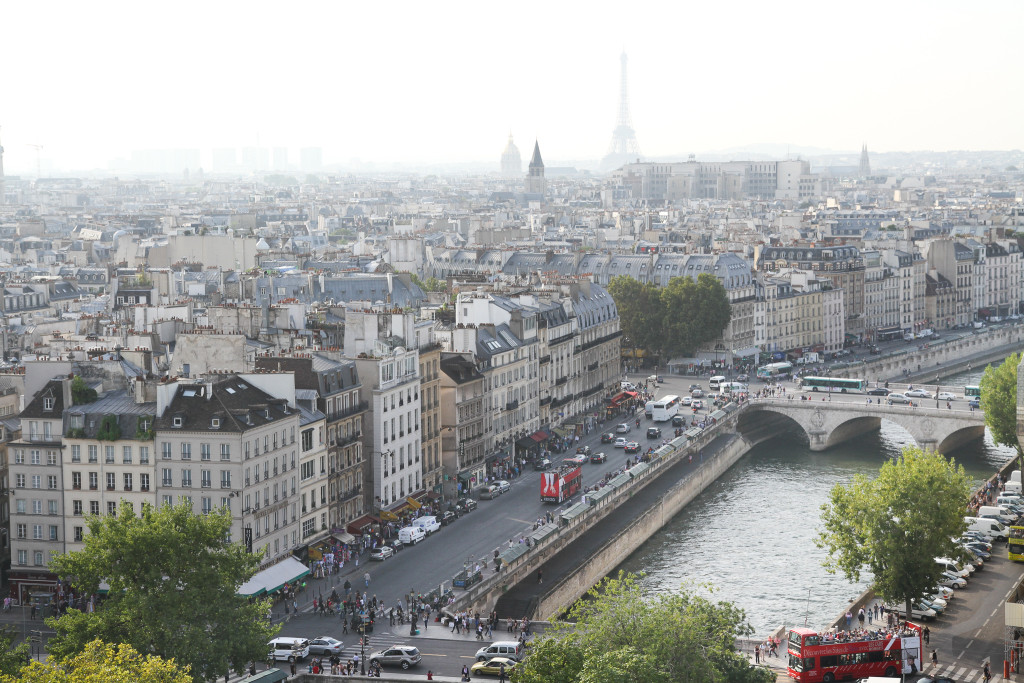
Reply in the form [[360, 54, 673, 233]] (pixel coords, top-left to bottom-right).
[[601, 52, 642, 171]]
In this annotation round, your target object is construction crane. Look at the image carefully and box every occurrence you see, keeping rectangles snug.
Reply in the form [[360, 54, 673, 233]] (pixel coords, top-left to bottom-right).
[[25, 144, 43, 179]]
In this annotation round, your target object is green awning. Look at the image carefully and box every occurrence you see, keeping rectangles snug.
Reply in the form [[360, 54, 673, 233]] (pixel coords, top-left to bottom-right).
[[238, 669, 288, 683], [238, 557, 310, 597]]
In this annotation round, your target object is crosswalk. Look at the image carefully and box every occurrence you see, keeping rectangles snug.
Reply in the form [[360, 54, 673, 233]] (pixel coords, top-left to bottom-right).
[[928, 662, 1000, 683]]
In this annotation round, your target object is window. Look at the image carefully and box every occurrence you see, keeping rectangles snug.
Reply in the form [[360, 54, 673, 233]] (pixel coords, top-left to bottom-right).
[[47, 475, 57, 490], [32, 500, 42, 515], [201, 443, 211, 461], [33, 524, 42, 539], [300, 461, 314, 481], [73, 501, 83, 516], [181, 443, 191, 459], [47, 450, 58, 466], [30, 450, 40, 465], [90, 501, 100, 515], [122, 446, 132, 463], [181, 470, 192, 488], [15, 499, 24, 514], [71, 445, 81, 462], [105, 446, 115, 463], [162, 495, 173, 507], [72, 472, 81, 489], [139, 446, 150, 464], [220, 470, 231, 489], [49, 525, 58, 541], [31, 475, 40, 489], [202, 497, 212, 514], [220, 444, 230, 460], [48, 500, 58, 515], [107, 502, 117, 516], [162, 443, 171, 459], [88, 445, 98, 463], [141, 473, 150, 491], [74, 527, 83, 542], [34, 551, 43, 566], [302, 430, 313, 451], [201, 470, 211, 488], [15, 474, 24, 488], [43, 397, 54, 410], [16, 524, 26, 539], [123, 473, 133, 491], [106, 473, 115, 490], [17, 550, 26, 565], [161, 468, 172, 486]]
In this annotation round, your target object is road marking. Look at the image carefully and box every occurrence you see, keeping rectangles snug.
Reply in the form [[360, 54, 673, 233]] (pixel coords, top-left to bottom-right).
[[955, 666, 968, 679], [990, 607, 1000, 619], [508, 518, 533, 524]]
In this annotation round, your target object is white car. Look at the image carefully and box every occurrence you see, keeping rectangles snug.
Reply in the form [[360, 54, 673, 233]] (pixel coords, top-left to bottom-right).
[[370, 546, 395, 561], [614, 437, 628, 448], [691, 399, 704, 410], [938, 571, 966, 589], [615, 423, 631, 433], [495, 480, 511, 493], [932, 585, 955, 600], [905, 389, 932, 398], [936, 392, 958, 401], [691, 389, 704, 398], [681, 396, 692, 406]]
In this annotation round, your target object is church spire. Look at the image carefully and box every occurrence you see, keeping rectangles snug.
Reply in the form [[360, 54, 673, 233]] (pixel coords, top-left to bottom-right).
[[529, 140, 544, 170], [859, 143, 871, 177]]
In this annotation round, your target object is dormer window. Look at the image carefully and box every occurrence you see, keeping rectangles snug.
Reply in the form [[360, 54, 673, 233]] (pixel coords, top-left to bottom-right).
[[43, 397, 54, 411], [173, 417, 183, 428], [211, 418, 221, 429]]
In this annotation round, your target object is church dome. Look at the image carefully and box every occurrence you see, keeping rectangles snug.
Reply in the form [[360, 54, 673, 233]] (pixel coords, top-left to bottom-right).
[[500, 134, 521, 177]]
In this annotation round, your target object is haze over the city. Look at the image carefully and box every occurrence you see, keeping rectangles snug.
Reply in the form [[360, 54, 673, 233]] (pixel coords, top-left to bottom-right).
[[4, 0, 1023, 173]]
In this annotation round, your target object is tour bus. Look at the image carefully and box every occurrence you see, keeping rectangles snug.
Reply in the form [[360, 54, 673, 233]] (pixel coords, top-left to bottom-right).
[[964, 386, 981, 398], [650, 395, 681, 422], [799, 377, 868, 393], [787, 623, 921, 683], [708, 376, 727, 390], [1009, 526, 1024, 562], [757, 362, 793, 380]]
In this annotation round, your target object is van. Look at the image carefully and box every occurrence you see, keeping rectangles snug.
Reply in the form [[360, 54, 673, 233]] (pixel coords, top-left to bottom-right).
[[398, 526, 426, 545], [1011, 470, 1022, 485], [644, 401, 654, 418], [934, 558, 971, 578], [475, 641, 526, 662], [964, 516, 1008, 541], [414, 516, 441, 535], [708, 376, 726, 390], [648, 375, 659, 385], [268, 637, 310, 662], [1006, 481, 1023, 494], [978, 505, 1017, 525], [477, 484, 500, 500], [887, 393, 911, 405]]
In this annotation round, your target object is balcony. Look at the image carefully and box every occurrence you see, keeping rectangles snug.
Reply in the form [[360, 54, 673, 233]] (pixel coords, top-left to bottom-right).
[[505, 399, 519, 411], [587, 362, 599, 371], [538, 355, 551, 365], [328, 402, 369, 422], [554, 376, 567, 386], [337, 432, 362, 448]]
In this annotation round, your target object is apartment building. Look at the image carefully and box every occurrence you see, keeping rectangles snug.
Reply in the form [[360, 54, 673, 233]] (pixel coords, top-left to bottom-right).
[[439, 352, 490, 498], [8, 378, 69, 602], [757, 270, 845, 354], [983, 241, 1021, 317], [925, 240, 975, 327], [295, 405, 329, 546], [415, 321, 443, 496], [154, 373, 301, 568]]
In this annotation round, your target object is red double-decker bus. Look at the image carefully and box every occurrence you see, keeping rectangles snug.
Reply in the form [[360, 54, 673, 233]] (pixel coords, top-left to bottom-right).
[[787, 623, 922, 683], [540, 462, 582, 503]]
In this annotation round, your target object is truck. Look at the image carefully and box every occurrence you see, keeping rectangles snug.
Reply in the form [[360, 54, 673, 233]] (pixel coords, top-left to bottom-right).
[[541, 461, 583, 503]]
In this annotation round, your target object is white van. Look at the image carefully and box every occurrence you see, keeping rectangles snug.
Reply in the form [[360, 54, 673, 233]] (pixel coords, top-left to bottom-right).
[[475, 641, 526, 662], [1011, 470, 1022, 485], [708, 376, 726, 390], [268, 637, 310, 662], [935, 557, 972, 578], [1006, 481, 1023, 494], [398, 526, 426, 545], [414, 516, 441, 535], [978, 505, 1017, 525], [964, 516, 1008, 541], [644, 401, 655, 418]]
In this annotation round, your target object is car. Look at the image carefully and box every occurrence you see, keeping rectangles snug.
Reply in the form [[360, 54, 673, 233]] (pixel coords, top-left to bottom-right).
[[590, 452, 607, 463], [495, 480, 511, 493], [471, 657, 518, 677], [615, 423, 631, 433], [600, 432, 614, 443], [922, 593, 947, 609], [691, 400, 705, 410], [624, 441, 640, 454], [477, 484, 501, 499], [937, 392, 958, 401], [887, 393, 911, 405], [534, 458, 552, 471], [916, 598, 943, 615], [691, 389, 704, 398], [671, 415, 686, 426], [893, 602, 936, 620], [737, 374, 749, 382], [688, 384, 702, 392], [308, 636, 344, 656], [906, 388, 932, 398], [867, 387, 890, 396], [868, 344, 881, 354], [681, 396, 692, 406], [938, 571, 966, 589], [647, 427, 661, 439], [576, 445, 591, 456], [932, 586, 955, 600], [368, 645, 422, 670], [614, 437, 628, 448], [457, 498, 478, 513], [386, 538, 405, 553], [440, 510, 457, 526], [370, 546, 395, 561], [917, 677, 956, 683], [969, 398, 981, 408]]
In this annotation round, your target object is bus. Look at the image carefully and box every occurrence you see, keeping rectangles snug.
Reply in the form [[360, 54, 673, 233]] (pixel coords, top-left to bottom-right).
[[964, 386, 981, 398], [757, 362, 793, 379], [799, 377, 868, 393], [651, 395, 680, 422], [720, 382, 749, 396], [787, 624, 921, 683], [708, 375, 726, 390], [1010, 526, 1024, 562]]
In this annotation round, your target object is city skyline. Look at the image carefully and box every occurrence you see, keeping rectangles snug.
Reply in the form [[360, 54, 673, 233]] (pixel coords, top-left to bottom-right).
[[3, 0, 1023, 174]]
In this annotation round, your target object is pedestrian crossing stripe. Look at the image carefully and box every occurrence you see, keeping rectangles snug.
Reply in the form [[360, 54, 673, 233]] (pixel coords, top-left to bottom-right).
[[930, 663, 999, 683]]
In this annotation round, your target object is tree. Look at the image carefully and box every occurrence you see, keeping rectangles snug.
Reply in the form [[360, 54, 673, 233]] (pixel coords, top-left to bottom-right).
[[0, 626, 30, 678], [513, 572, 771, 683], [816, 446, 971, 619], [979, 352, 1021, 461], [46, 503, 277, 683], [5, 639, 191, 683], [608, 276, 662, 356], [69, 376, 96, 405]]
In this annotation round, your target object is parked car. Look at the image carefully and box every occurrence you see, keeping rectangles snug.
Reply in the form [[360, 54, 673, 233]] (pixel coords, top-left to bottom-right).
[[906, 388, 932, 398], [386, 538, 405, 553], [867, 387, 891, 396], [647, 427, 661, 439], [600, 432, 614, 443], [615, 423, 631, 433], [368, 645, 422, 670], [414, 516, 441, 535], [308, 636, 344, 656], [624, 441, 640, 454], [614, 437, 628, 448], [456, 498, 478, 513], [370, 546, 395, 561], [477, 484, 501, 500], [590, 452, 607, 463], [938, 571, 966, 589], [887, 393, 911, 405], [494, 480, 511, 493], [440, 510, 457, 526], [534, 458, 552, 471], [937, 392, 958, 401]]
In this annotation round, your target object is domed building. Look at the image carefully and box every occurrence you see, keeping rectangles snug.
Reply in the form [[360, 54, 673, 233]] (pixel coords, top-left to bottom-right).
[[500, 133, 521, 177]]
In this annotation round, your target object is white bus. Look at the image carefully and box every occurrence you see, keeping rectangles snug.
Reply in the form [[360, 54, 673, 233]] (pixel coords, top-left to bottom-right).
[[757, 362, 793, 379], [651, 395, 681, 422], [708, 375, 727, 390]]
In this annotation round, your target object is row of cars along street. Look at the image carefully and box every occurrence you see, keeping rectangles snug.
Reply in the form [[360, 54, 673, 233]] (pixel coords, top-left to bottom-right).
[[369, 499, 479, 560]]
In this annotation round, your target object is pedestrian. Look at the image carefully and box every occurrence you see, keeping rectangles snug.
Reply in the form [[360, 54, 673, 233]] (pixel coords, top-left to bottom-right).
[[461, 664, 471, 682], [754, 645, 760, 664], [499, 661, 507, 682], [931, 649, 937, 669], [845, 610, 852, 629], [923, 625, 930, 645], [537, 569, 543, 584], [364, 571, 370, 587], [984, 662, 991, 683]]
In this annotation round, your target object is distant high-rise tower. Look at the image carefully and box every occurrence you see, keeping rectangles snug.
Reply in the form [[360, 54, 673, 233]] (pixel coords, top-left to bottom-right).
[[601, 52, 642, 171], [500, 133, 522, 177], [859, 144, 871, 177], [0, 126, 5, 204], [525, 140, 546, 196]]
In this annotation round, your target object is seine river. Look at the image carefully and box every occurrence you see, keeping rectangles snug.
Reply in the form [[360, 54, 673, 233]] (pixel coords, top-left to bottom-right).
[[614, 366, 1016, 635]]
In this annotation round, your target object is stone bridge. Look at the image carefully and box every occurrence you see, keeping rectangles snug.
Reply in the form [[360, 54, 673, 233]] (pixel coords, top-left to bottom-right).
[[736, 398, 987, 453]]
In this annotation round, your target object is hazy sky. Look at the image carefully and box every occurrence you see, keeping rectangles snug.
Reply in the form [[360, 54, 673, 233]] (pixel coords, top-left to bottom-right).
[[4, 0, 1022, 173]]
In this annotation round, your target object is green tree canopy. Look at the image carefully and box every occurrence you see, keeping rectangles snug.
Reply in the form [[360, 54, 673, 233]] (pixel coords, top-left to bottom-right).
[[70, 376, 96, 405], [513, 572, 771, 683], [816, 446, 971, 618], [0, 626, 30, 678], [5, 639, 191, 683], [979, 352, 1021, 457], [46, 503, 276, 683], [608, 274, 731, 361]]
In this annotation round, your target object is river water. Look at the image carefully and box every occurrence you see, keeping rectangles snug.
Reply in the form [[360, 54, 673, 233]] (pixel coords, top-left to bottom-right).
[[614, 365, 1016, 636]]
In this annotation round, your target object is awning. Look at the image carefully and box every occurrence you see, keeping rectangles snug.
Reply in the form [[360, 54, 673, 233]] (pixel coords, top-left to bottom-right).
[[238, 668, 288, 683], [334, 532, 356, 544], [516, 436, 536, 449], [529, 430, 548, 443], [406, 496, 421, 510], [684, 427, 702, 438], [346, 515, 378, 534], [552, 427, 570, 439], [379, 509, 400, 522], [624, 390, 639, 398], [732, 346, 760, 358], [238, 556, 310, 597]]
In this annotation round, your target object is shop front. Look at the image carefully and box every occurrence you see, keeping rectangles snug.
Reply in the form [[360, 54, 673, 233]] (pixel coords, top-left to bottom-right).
[[8, 570, 58, 606]]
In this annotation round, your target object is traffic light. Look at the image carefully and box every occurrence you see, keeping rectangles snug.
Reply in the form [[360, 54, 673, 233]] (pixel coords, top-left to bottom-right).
[[364, 637, 370, 648]]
